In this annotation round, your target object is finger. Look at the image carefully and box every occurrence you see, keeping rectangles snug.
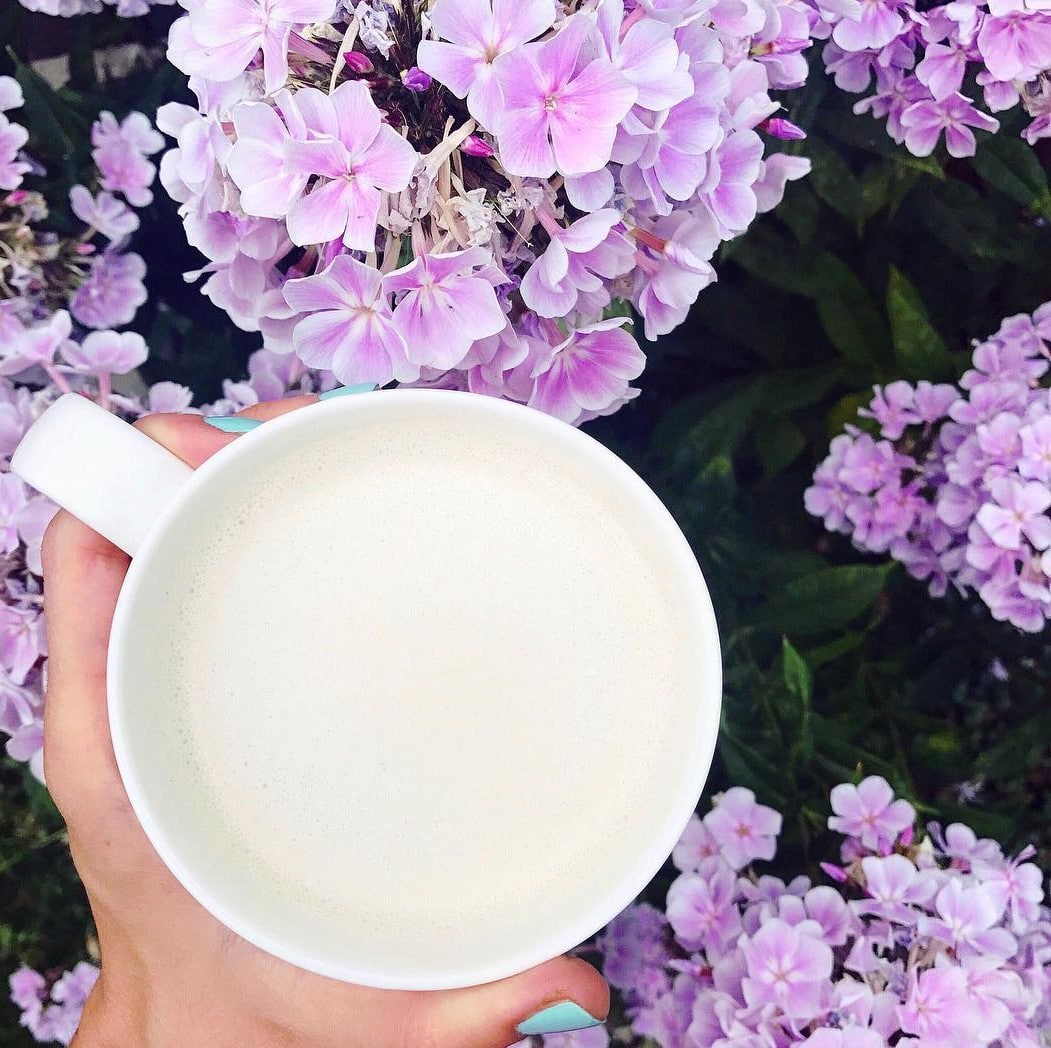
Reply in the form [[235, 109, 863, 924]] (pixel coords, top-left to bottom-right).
[[417, 955, 609, 1048]]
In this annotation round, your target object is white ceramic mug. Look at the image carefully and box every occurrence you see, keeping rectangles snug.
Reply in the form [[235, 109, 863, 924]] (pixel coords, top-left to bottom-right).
[[11, 390, 721, 990]]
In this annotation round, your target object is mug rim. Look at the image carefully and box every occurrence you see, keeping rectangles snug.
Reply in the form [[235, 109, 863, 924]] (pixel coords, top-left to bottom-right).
[[107, 389, 722, 990]]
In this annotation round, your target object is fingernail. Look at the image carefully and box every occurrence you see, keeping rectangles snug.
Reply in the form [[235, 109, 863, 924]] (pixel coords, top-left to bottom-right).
[[318, 383, 377, 400], [203, 416, 262, 433], [515, 1002, 603, 1036]]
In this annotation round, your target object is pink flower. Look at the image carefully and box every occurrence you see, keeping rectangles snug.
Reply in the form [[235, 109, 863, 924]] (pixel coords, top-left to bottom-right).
[[528, 318, 645, 426], [492, 16, 636, 177], [698, 130, 765, 235], [91, 111, 164, 207], [416, 0, 556, 127], [61, 331, 148, 376], [739, 918, 834, 1021], [975, 477, 1051, 550], [385, 248, 507, 370], [0, 474, 27, 555], [900, 93, 1000, 158], [703, 786, 782, 870], [666, 867, 743, 953], [71, 252, 148, 329], [831, 0, 905, 51], [977, 0, 1051, 81], [0, 310, 75, 376], [69, 185, 139, 241], [229, 84, 418, 250], [0, 76, 24, 113], [797, 1028, 885, 1048], [284, 255, 415, 386], [828, 775, 915, 850], [918, 879, 1017, 961], [541, 1028, 610, 1048], [0, 116, 29, 191], [167, 0, 336, 95], [0, 604, 46, 685], [672, 813, 721, 872], [857, 854, 936, 922], [898, 966, 984, 1043], [520, 210, 633, 319]]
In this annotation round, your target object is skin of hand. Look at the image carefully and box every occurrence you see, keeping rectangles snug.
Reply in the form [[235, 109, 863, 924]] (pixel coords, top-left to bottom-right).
[[42, 395, 609, 1048]]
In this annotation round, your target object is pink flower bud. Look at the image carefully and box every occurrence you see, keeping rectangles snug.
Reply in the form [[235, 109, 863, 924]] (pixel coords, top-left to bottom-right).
[[820, 861, 849, 883], [761, 117, 807, 141], [402, 67, 433, 92], [75, 243, 96, 256], [6, 190, 28, 205], [343, 51, 374, 74], [460, 134, 495, 158]]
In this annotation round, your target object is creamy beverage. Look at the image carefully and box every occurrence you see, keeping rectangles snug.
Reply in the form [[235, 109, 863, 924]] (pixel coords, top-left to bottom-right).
[[116, 408, 708, 979]]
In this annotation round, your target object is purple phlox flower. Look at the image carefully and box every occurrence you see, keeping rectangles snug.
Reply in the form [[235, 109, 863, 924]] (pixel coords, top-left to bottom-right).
[[832, 0, 906, 51], [846, 478, 923, 553], [624, 93, 725, 213], [540, 1026, 610, 1048], [753, 152, 812, 213], [46, 963, 99, 1045], [976, 848, 1045, 934], [528, 318, 645, 426], [61, 330, 148, 376], [0, 310, 74, 376], [71, 252, 148, 329], [465, 324, 533, 399], [9, 965, 46, 1015], [740, 917, 834, 1021], [828, 775, 915, 850], [927, 820, 1003, 870], [144, 381, 195, 414], [666, 866, 743, 954], [860, 379, 921, 439], [976, 410, 1022, 467], [822, 41, 877, 92], [521, 210, 634, 319], [796, 1027, 885, 1047], [167, 0, 336, 94], [69, 185, 140, 242], [1018, 415, 1051, 482], [915, 38, 970, 100], [401, 67, 432, 92], [900, 91, 1000, 157], [857, 854, 936, 923], [913, 380, 958, 423], [852, 68, 929, 145], [697, 129, 765, 236], [0, 474, 27, 555], [17, 497, 58, 578], [284, 254, 415, 386], [723, 58, 780, 132], [592, 0, 693, 117], [672, 812, 722, 872], [898, 965, 993, 1044], [0, 115, 30, 191], [975, 477, 1051, 551], [703, 786, 782, 871], [761, 116, 807, 140], [633, 211, 719, 341], [919, 878, 1017, 963], [91, 111, 164, 207], [416, 0, 556, 128], [0, 76, 24, 113], [976, 0, 1051, 81], [632, 971, 700, 1048], [0, 603, 46, 685], [230, 83, 418, 250], [492, 15, 637, 177], [804, 885, 856, 946], [596, 903, 672, 1004]]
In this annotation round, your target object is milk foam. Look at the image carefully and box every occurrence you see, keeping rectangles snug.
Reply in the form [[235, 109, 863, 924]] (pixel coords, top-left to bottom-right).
[[146, 413, 700, 964]]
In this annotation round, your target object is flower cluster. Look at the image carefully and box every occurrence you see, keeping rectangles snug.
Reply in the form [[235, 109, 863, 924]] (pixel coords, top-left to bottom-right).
[[806, 301, 1051, 632], [17, 0, 174, 17], [813, 0, 1051, 156], [597, 778, 1050, 1047], [9, 962, 98, 1045], [160, 0, 814, 426]]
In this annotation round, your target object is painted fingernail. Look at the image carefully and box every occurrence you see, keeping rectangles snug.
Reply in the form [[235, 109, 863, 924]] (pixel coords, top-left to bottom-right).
[[515, 1002, 603, 1036], [318, 383, 377, 400], [203, 416, 262, 433]]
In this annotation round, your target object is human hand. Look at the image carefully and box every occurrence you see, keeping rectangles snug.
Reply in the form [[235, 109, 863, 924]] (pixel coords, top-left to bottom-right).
[[42, 395, 609, 1048]]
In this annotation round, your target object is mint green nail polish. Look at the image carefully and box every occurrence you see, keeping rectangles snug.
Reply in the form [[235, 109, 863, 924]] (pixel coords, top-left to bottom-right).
[[203, 416, 261, 433], [318, 383, 376, 399], [516, 1002, 602, 1036]]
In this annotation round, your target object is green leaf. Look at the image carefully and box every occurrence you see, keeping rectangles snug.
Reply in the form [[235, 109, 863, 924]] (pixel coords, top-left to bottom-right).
[[746, 564, 895, 636], [886, 266, 956, 381], [968, 135, 1050, 214], [6, 48, 90, 174], [755, 415, 806, 477], [813, 254, 890, 367], [806, 137, 863, 227], [782, 638, 813, 703]]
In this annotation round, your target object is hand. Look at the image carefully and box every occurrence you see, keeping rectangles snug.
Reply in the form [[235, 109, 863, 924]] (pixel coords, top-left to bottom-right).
[[42, 395, 609, 1048]]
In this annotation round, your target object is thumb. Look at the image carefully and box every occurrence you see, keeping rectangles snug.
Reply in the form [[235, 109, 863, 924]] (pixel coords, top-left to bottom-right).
[[420, 955, 609, 1048]]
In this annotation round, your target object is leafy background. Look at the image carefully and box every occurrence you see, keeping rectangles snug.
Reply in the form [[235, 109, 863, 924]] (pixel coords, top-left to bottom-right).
[[2, 5, 1050, 1043]]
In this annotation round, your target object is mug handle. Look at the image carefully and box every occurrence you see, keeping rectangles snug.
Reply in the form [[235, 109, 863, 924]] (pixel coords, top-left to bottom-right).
[[10, 393, 194, 557]]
